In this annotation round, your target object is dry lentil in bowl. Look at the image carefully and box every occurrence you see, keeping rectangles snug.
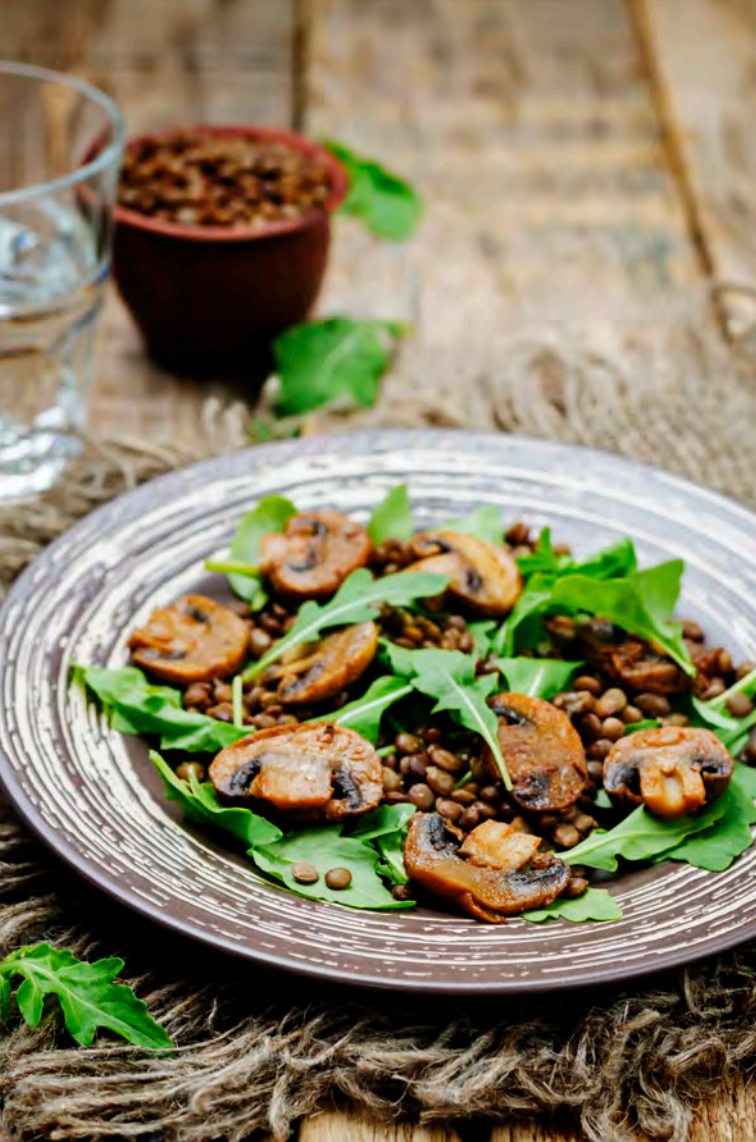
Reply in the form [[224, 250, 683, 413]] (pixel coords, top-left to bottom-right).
[[75, 486, 756, 925]]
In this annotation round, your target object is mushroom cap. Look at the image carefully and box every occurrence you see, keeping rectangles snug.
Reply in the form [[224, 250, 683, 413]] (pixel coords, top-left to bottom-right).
[[128, 594, 249, 684], [482, 692, 588, 812], [408, 531, 521, 618], [403, 813, 570, 922], [209, 721, 383, 820], [259, 511, 372, 602], [603, 725, 734, 819], [267, 621, 379, 706]]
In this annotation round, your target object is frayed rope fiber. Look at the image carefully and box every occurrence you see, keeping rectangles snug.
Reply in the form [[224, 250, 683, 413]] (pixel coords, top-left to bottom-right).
[[4, 316, 756, 1141]]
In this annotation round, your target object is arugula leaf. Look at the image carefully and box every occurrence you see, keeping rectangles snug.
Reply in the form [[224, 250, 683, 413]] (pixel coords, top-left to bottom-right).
[[522, 887, 622, 924], [691, 669, 756, 754], [659, 766, 756, 871], [624, 719, 662, 734], [150, 751, 281, 848], [593, 788, 614, 810], [347, 802, 415, 885], [516, 529, 570, 578], [384, 645, 512, 790], [367, 483, 414, 545], [467, 620, 497, 656], [493, 656, 582, 700], [214, 496, 297, 607], [0, 944, 172, 1049], [441, 504, 504, 545], [73, 665, 248, 753], [317, 676, 414, 743], [517, 531, 637, 582], [324, 140, 423, 241], [564, 793, 731, 872], [272, 318, 405, 417], [252, 827, 413, 910], [495, 574, 556, 655], [243, 568, 449, 681]]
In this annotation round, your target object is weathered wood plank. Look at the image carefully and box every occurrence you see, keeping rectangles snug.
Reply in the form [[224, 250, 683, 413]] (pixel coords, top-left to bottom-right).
[[299, 1113, 463, 1142], [0, 0, 295, 446], [637, 0, 756, 334]]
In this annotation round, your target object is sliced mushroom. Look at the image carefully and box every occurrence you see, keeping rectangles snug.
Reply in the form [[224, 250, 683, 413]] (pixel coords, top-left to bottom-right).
[[128, 594, 249, 684], [209, 721, 383, 819], [407, 531, 521, 618], [458, 819, 542, 869], [260, 622, 378, 706], [403, 813, 570, 922], [482, 692, 588, 812], [603, 726, 733, 819], [259, 511, 372, 602]]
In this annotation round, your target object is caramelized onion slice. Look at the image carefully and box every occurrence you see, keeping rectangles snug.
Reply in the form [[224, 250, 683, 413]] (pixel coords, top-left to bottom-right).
[[209, 721, 383, 820], [128, 594, 249, 684]]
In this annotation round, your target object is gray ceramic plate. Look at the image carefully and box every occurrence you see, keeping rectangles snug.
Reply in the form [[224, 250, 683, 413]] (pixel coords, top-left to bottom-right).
[[2, 430, 756, 993]]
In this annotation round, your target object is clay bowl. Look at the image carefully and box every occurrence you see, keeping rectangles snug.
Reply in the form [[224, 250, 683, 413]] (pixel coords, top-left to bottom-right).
[[112, 126, 348, 380]]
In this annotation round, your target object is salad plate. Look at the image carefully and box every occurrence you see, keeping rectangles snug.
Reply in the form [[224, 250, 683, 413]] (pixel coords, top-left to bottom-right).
[[2, 429, 756, 993]]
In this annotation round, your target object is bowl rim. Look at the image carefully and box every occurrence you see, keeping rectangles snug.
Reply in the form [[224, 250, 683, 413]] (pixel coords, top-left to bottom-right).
[[113, 124, 349, 242]]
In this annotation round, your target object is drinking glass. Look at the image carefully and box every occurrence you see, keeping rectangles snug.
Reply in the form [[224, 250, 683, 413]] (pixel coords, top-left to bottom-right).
[[0, 62, 124, 498]]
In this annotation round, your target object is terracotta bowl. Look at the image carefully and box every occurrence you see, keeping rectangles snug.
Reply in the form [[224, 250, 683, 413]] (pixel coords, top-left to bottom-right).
[[112, 126, 349, 380]]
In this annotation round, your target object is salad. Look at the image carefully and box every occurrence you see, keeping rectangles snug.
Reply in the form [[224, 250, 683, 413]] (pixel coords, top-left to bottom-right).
[[75, 485, 756, 925]]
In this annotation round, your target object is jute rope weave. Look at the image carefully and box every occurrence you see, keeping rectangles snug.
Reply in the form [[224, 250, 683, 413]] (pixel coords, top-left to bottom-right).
[[3, 311, 756, 1142]]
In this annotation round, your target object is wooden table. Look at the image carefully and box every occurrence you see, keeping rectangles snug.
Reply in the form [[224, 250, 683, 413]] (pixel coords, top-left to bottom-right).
[[3, 0, 756, 1138]]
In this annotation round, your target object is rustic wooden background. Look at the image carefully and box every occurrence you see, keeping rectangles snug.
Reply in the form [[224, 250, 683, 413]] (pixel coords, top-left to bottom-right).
[[3, 0, 756, 1138]]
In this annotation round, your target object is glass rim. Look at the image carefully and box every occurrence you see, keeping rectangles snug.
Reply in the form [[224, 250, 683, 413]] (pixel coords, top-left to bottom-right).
[[0, 60, 125, 207]]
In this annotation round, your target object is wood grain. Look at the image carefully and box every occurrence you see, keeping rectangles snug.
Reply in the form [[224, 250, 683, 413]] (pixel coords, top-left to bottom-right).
[[637, 0, 756, 335]]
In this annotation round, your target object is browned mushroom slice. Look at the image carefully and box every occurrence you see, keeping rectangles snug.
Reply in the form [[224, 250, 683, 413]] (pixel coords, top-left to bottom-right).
[[128, 594, 249, 684], [403, 813, 570, 923], [603, 726, 733, 819], [259, 511, 372, 602], [209, 721, 383, 819], [548, 617, 686, 695], [261, 622, 378, 706], [407, 531, 521, 618], [482, 692, 587, 812]]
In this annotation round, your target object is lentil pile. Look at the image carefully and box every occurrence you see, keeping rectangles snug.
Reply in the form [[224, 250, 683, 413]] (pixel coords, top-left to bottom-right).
[[118, 131, 330, 228], [116, 501, 756, 922]]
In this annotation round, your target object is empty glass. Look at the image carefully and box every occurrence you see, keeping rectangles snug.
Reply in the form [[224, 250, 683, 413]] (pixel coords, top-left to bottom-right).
[[0, 62, 124, 498]]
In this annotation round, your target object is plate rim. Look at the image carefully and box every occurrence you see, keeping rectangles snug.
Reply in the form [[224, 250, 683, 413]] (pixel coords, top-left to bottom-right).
[[1, 428, 755, 993]]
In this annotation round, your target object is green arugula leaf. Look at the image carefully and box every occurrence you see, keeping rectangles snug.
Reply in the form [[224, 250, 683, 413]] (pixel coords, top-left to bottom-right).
[[467, 620, 497, 657], [367, 483, 414, 544], [243, 568, 449, 681], [324, 140, 423, 240], [691, 669, 756, 753], [517, 531, 637, 582], [659, 766, 756, 871], [564, 793, 731, 872], [492, 656, 582, 700], [593, 788, 614, 810], [252, 827, 414, 910], [522, 887, 622, 923], [516, 528, 571, 578], [383, 645, 512, 790], [73, 665, 249, 753], [215, 496, 297, 607], [317, 676, 414, 743], [272, 318, 405, 416], [624, 719, 662, 734], [0, 944, 172, 1049], [441, 504, 504, 545], [150, 751, 282, 848], [347, 802, 415, 885]]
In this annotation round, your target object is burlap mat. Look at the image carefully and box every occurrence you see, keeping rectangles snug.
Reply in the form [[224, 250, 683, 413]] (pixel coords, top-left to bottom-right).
[[4, 308, 756, 1142]]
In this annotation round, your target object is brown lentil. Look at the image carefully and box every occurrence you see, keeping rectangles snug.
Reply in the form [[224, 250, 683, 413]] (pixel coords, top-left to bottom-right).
[[552, 823, 581, 849], [601, 717, 626, 742], [385, 791, 411, 805], [573, 812, 597, 833], [574, 675, 603, 695], [391, 883, 414, 901], [425, 766, 456, 796], [400, 753, 429, 781], [636, 693, 671, 718], [474, 801, 498, 821], [408, 783, 435, 811], [459, 805, 482, 831], [427, 745, 465, 772], [727, 691, 755, 718], [509, 815, 533, 834], [594, 688, 627, 718], [663, 712, 690, 727], [207, 702, 233, 722], [562, 877, 590, 899], [586, 760, 605, 783], [292, 862, 319, 885], [579, 712, 604, 742], [477, 784, 501, 805], [622, 704, 643, 725], [176, 761, 207, 783], [325, 867, 352, 890], [382, 768, 403, 793], [395, 732, 424, 755], [736, 661, 756, 681], [423, 727, 445, 745], [248, 629, 273, 658], [450, 789, 477, 806], [553, 690, 595, 716], [212, 679, 233, 703], [586, 738, 613, 761], [436, 798, 463, 822]]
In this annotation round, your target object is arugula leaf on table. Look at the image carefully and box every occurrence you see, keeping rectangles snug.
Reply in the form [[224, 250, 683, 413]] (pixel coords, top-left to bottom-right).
[[316, 676, 414, 743], [323, 140, 423, 241], [272, 318, 406, 417], [0, 944, 172, 1049], [492, 656, 582, 700], [564, 793, 731, 872], [367, 483, 415, 545], [150, 751, 281, 849], [522, 887, 623, 924], [73, 665, 249, 754], [251, 826, 414, 910], [243, 567, 450, 681], [347, 802, 415, 885], [441, 504, 504, 545], [205, 496, 297, 608], [658, 765, 756, 871], [383, 644, 512, 790]]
